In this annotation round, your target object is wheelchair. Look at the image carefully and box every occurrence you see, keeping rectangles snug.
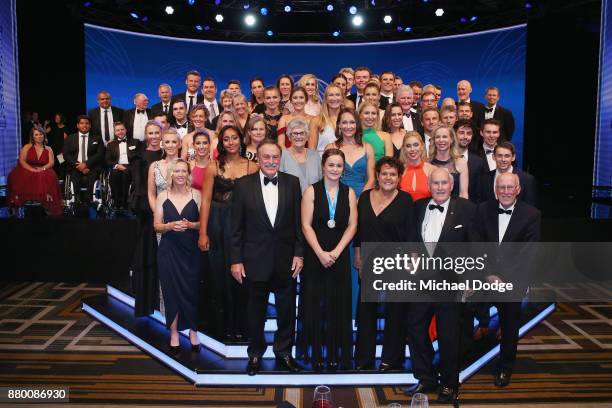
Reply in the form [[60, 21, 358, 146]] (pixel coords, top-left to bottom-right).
[[63, 169, 108, 217]]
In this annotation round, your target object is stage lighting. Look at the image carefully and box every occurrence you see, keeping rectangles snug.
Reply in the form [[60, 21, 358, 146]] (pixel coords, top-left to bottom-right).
[[165, 6, 174, 15], [245, 14, 256, 26], [370, 0, 376, 5], [404, 26, 412, 32], [195, 25, 203, 30], [352, 15, 363, 26], [284, 5, 291, 12], [142, 16, 148, 22], [243, 3, 250, 9], [396, 26, 403, 32], [349, 6, 357, 15], [266, 30, 274, 36], [260, 7, 268, 15], [204, 25, 210, 30], [214, 0, 221, 4], [460, 17, 467, 23], [326, 4, 334, 11], [130, 12, 139, 19], [524, 2, 533, 8], [332, 31, 340, 37], [435, 8, 444, 17], [215, 14, 224, 22], [383, 15, 392, 23], [470, 15, 478, 22], [83, 1, 91, 6], [188, 0, 195, 5]]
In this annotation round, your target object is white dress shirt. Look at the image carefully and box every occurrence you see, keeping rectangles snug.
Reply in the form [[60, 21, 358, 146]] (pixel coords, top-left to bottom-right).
[[498, 201, 516, 243], [402, 113, 415, 131], [425, 133, 432, 154], [460, 149, 469, 161], [133, 110, 149, 141], [483, 143, 496, 170], [99, 107, 115, 144], [175, 121, 189, 139], [206, 99, 219, 119], [381, 92, 394, 103], [260, 171, 279, 227], [117, 139, 129, 165], [485, 104, 496, 120], [422, 198, 450, 243], [77, 133, 89, 163]]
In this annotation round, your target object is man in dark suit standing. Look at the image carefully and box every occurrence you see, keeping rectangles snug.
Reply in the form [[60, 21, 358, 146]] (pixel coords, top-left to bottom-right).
[[63, 115, 105, 204], [347, 66, 371, 110], [397, 86, 423, 135], [472, 172, 541, 387], [173, 70, 203, 113], [151, 83, 173, 118], [457, 80, 486, 127], [454, 119, 486, 202], [475, 119, 504, 172], [404, 168, 476, 403], [484, 86, 515, 141], [104, 122, 141, 209], [170, 100, 193, 139], [123, 93, 151, 142], [230, 140, 304, 376], [87, 91, 124, 145], [202, 78, 223, 130]]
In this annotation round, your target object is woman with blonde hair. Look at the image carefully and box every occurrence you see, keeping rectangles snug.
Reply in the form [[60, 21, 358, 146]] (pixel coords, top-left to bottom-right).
[[309, 85, 343, 157], [398, 131, 436, 201], [232, 93, 250, 131], [428, 124, 469, 198], [359, 101, 392, 161], [181, 104, 210, 161], [298, 74, 322, 116]]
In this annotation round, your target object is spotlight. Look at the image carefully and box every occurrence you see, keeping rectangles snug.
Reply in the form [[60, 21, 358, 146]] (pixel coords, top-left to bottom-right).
[[396, 26, 403, 32], [284, 5, 291, 12], [266, 30, 274, 36], [260, 7, 268, 15], [349, 6, 357, 15], [195, 24, 203, 30], [352, 15, 363, 26], [370, 0, 376, 5], [205, 25, 211, 30], [188, 0, 195, 5], [470, 15, 478, 22], [215, 14, 224, 22], [524, 2, 533, 8], [129, 12, 139, 19], [83, 1, 91, 6], [326, 4, 334, 11], [404, 26, 412, 32], [243, 3, 250, 9], [214, 0, 221, 4], [142, 16, 148, 21], [245, 14, 256, 26], [165, 6, 174, 15], [435, 8, 444, 17], [383, 15, 392, 23], [460, 17, 467, 23], [332, 30, 341, 37]]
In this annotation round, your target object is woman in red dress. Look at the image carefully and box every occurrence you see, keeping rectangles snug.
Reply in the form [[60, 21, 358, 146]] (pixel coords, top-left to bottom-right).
[[8, 126, 63, 216]]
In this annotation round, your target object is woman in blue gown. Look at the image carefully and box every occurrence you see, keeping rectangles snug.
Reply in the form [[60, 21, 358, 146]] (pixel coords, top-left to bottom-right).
[[154, 159, 202, 352]]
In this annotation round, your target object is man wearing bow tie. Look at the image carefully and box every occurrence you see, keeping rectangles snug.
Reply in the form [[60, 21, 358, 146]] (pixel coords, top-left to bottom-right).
[[170, 100, 193, 139], [124, 93, 151, 141], [63, 115, 105, 204], [151, 84, 173, 119], [397, 86, 423, 134], [484, 87, 515, 141], [87, 91, 124, 146], [105, 122, 141, 209], [230, 140, 304, 376], [405, 168, 476, 403], [472, 172, 541, 387], [476, 119, 504, 171]]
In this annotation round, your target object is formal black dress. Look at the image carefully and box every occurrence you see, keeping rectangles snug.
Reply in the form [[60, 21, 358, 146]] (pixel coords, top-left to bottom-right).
[[302, 181, 353, 368], [157, 193, 201, 331], [354, 189, 416, 368]]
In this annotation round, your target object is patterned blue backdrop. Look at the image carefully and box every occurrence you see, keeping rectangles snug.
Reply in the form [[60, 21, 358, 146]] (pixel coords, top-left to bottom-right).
[[85, 24, 527, 165]]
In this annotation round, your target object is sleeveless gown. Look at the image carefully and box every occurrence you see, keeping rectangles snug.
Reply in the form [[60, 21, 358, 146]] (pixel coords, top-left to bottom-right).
[[316, 125, 336, 157], [157, 195, 201, 331], [342, 153, 367, 198], [363, 128, 385, 162]]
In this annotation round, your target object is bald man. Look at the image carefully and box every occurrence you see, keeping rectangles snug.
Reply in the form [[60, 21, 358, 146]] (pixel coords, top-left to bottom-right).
[[456, 80, 486, 127], [87, 91, 124, 145], [124, 93, 151, 141]]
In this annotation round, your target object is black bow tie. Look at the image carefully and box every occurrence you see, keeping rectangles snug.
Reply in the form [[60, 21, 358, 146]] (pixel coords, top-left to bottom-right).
[[498, 208, 512, 215], [118, 139, 126, 143], [485, 149, 494, 155], [137, 109, 145, 114], [264, 176, 278, 186], [175, 123, 188, 129], [485, 107, 494, 113], [428, 204, 444, 212]]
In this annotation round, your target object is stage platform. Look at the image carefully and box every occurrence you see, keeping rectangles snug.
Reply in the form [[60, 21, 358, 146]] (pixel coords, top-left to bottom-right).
[[82, 285, 555, 386]]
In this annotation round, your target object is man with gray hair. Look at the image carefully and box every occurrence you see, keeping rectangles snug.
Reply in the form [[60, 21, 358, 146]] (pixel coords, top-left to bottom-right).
[[456, 79, 486, 126], [151, 83, 173, 117], [124, 93, 151, 141], [396, 85, 423, 134]]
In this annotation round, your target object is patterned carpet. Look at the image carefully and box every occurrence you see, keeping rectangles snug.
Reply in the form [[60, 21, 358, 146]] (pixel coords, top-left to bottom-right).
[[1, 282, 611, 406]]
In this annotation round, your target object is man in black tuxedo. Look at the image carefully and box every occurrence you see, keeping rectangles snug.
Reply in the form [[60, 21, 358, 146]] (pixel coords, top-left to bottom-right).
[[476, 119, 504, 172], [104, 122, 141, 209], [472, 172, 541, 386], [173, 70, 203, 113], [63, 115, 105, 204], [347, 66, 371, 110], [380, 71, 396, 103], [151, 83, 173, 118], [230, 140, 304, 376], [202, 78, 223, 130], [420, 91, 437, 111], [123, 93, 151, 142], [421, 107, 441, 153], [478, 141, 538, 207], [397, 86, 423, 134], [87, 91, 124, 145], [484, 87, 515, 141], [170, 100, 193, 139], [409, 80, 423, 113], [404, 168, 476, 403], [457, 80, 485, 126], [454, 119, 486, 202]]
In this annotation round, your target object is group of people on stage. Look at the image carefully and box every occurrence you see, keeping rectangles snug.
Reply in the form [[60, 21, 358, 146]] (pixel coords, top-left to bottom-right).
[[8, 66, 536, 404]]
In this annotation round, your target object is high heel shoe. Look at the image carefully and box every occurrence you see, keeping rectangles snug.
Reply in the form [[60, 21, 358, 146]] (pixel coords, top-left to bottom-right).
[[191, 343, 201, 352], [169, 344, 180, 354]]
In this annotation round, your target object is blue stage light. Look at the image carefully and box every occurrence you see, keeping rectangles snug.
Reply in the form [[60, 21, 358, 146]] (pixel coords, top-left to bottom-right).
[[326, 4, 334, 11], [195, 25, 203, 30], [332, 30, 340, 37], [396, 26, 403, 32], [266, 30, 274, 36], [470, 15, 478, 22], [460, 17, 467, 23], [404, 26, 412, 32], [349, 6, 357, 15], [165, 6, 174, 15], [260, 7, 268, 15], [130, 12, 139, 19], [83, 1, 91, 6], [204, 25, 211, 30], [284, 5, 291, 12], [214, 0, 221, 5], [188, 0, 195, 4], [243, 3, 250, 9], [524, 2, 533, 8], [142, 16, 148, 22]]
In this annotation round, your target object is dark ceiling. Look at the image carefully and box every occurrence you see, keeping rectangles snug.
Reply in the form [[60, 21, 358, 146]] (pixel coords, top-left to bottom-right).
[[67, 0, 599, 42]]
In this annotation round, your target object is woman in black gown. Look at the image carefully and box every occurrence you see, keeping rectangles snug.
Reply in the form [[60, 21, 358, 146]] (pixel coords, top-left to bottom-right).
[[301, 148, 358, 371], [353, 156, 416, 371], [154, 159, 202, 351]]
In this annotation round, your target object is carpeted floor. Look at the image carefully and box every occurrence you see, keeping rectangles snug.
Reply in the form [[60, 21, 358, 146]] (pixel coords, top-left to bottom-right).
[[1, 282, 611, 407]]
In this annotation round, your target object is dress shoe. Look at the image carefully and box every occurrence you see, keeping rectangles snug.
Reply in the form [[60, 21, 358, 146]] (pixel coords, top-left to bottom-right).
[[437, 385, 458, 404], [379, 362, 402, 372], [494, 371, 512, 387], [275, 355, 302, 372], [402, 381, 437, 397], [473, 327, 490, 341], [246, 357, 261, 376]]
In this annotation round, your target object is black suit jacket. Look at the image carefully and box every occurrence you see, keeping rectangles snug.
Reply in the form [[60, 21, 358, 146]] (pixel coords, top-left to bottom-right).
[[206, 106, 225, 131], [466, 152, 487, 202], [478, 168, 538, 208], [104, 138, 142, 167], [348, 93, 389, 111], [123, 108, 152, 140], [469, 100, 486, 127], [491, 104, 515, 141], [63, 132, 105, 171], [230, 172, 305, 282], [404, 111, 424, 135], [172, 92, 203, 111], [87, 106, 124, 138], [151, 101, 173, 116]]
